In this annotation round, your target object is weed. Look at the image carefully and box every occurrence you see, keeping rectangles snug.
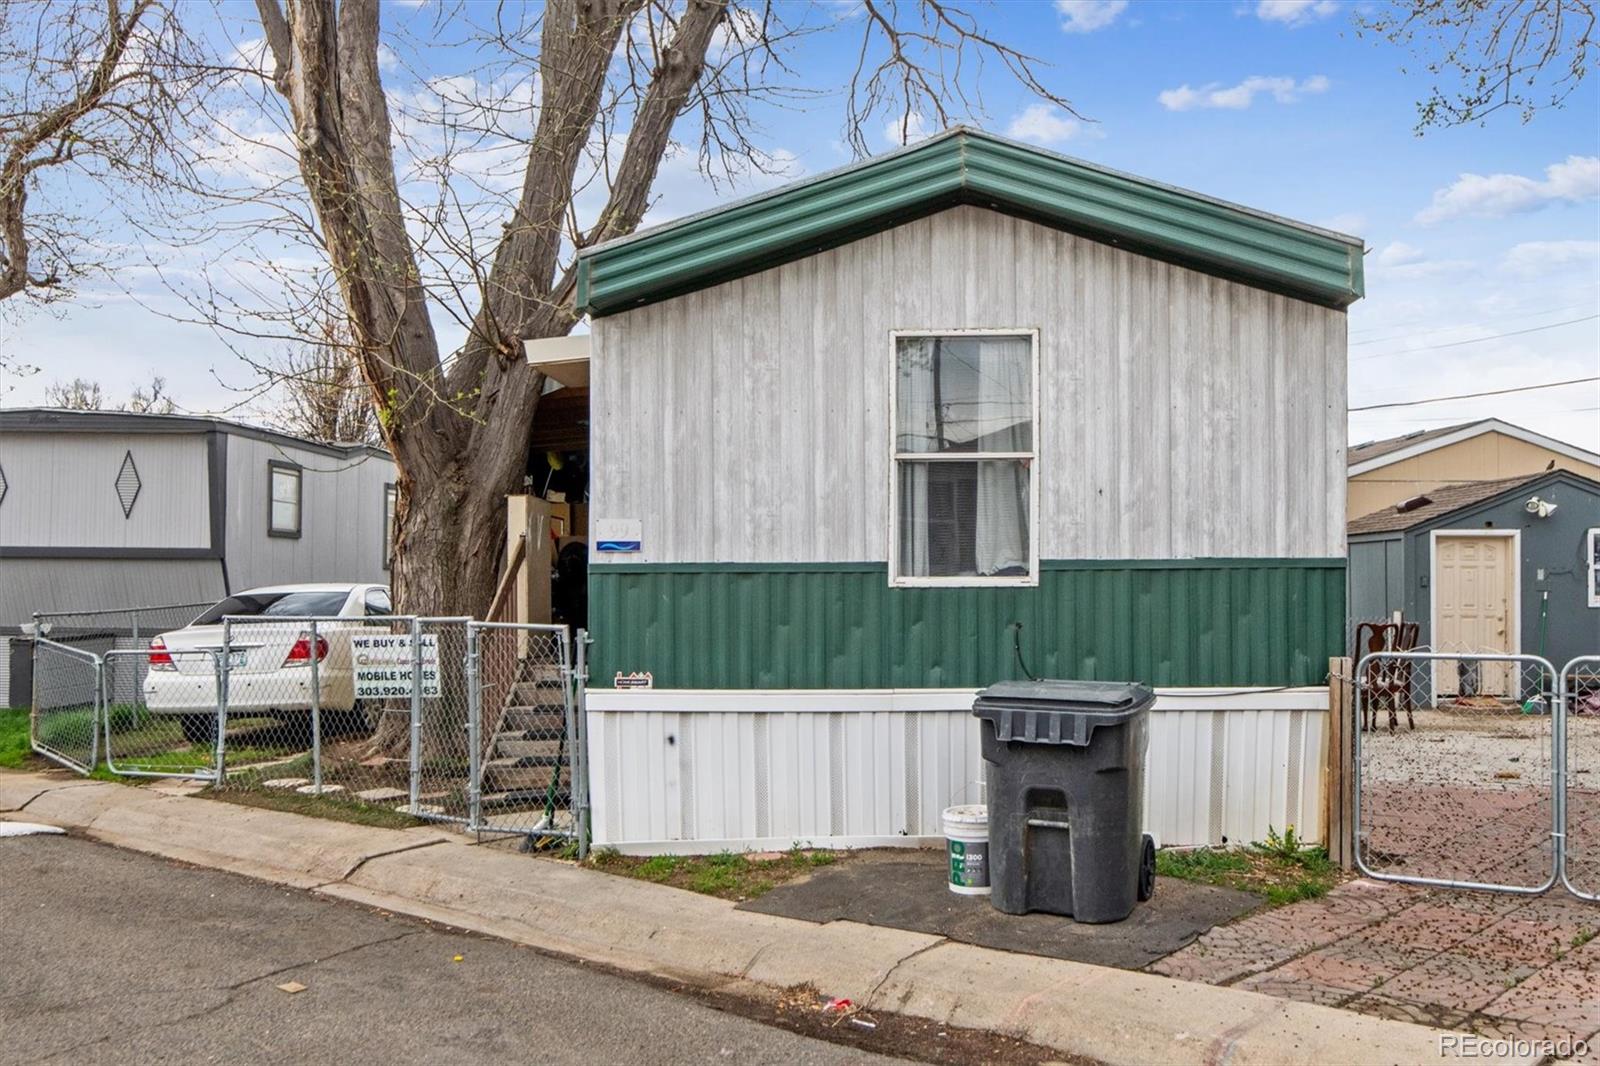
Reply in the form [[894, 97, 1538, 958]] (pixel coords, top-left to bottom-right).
[[587, 846, 846, 901], [0, 708, 31, 769], [1572, 928, 1597, 949], [1156, 839, 1344, 909]]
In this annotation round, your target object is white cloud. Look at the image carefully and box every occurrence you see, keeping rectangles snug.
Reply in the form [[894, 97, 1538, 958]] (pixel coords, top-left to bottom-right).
[[1254, 0, 1339, 25], [1502, 240, 1600, 277], [1055, 0, 1129, 33], [1005, 105, 1090, 146], [1317, 211, 1367, 235], [883, 112, 931, 146], [1158, 75, 1330, 111], [1415, 156, 1600, 223], [1376, 241, 1425, 268]]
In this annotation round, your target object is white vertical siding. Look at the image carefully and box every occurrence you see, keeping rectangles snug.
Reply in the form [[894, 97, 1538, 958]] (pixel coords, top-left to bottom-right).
[[222, 435, 394, 590], [591, 205, 1348, 566], [587, 696, 1328, 854], [0, 432, 209, 549]]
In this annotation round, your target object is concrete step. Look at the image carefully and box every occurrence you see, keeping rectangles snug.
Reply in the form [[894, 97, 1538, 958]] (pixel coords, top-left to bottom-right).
[[482, 759, 570, 791]]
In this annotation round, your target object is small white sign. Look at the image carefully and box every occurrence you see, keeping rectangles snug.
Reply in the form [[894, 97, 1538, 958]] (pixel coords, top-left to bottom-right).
[[595, 518, 642, 553], [615, 671, 654, 689], [352, 633, 440, 698]]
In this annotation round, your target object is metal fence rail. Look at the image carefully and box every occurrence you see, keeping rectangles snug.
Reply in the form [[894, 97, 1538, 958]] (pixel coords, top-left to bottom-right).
[[30, 639, 101, 775], [1355, 650, 1559, 894], [1561, 655, 1600, 901]]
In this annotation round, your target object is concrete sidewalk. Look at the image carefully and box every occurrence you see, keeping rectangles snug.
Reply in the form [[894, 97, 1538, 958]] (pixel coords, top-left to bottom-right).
[[1, 771, 1537, 1066]]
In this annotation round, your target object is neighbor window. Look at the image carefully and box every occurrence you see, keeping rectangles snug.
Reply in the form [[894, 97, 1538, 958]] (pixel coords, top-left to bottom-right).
[[268, 461, 302, 538], [383, 484, 397, 569], [892, 330, 1036, 584], [1589, 528, 1599, 608]]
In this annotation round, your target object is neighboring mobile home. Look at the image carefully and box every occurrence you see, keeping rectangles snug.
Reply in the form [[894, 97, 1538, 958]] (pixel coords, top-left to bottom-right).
[[572, 128, 1364, 853], [1348, 419, 1600, 523], [0, 408, 396, 705], [1348, 469, 1600, 672]]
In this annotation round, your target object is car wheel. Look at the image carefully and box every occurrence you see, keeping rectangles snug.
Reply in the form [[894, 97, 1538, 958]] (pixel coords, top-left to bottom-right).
[[178, 714, 218, 746]]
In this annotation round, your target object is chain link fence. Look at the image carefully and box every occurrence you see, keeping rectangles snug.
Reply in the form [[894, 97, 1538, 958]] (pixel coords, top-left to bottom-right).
[[28, 602, 214, 662], [30, 639, 101, 774], [1355, 649, 1558, 893], [102, 647, 225, 779], [1561, 655, 1600, 900]]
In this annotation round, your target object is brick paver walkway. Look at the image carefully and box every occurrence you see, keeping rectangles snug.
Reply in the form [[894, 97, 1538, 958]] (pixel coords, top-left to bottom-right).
[[1152, 880, 1600, 1055]]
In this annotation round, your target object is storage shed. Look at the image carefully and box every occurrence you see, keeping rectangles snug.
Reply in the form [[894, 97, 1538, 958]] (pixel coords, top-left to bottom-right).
[[1348, 469, 1600, 671], [574, 128, 1364, 853]]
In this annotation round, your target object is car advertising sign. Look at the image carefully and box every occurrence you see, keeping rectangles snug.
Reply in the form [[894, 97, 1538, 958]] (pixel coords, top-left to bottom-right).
[[351, 633, 440, 698]]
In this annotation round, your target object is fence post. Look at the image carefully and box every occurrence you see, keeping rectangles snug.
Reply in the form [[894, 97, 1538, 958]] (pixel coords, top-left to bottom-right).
[[129, 609, 142, 729], [1324, 656, 1354, 871], [216, 620, 232, 783], [465, 623, 482, 832], [408, 617, 422, 814], [309, 620, 323, 795], [575, 628, 591, 860]]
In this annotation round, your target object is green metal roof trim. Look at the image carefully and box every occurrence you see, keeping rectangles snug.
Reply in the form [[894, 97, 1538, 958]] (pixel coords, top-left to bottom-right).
[[576, 127, 1365, 316]]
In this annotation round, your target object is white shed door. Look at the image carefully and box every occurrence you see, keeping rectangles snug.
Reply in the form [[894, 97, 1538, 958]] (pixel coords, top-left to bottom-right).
[[1434, 535, 1515, 695]]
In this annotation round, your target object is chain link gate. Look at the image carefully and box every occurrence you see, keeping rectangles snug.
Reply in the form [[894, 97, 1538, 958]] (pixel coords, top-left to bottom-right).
[[30, 639, 102, 775], [102, 647, 225, 780], [464, 621, 584, 851], [1355, 650, 1559, 894], [1561, 655, 1600, 901]]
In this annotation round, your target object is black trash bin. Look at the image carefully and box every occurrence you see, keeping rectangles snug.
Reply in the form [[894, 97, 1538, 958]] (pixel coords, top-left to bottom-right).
[[974, 679, 1157, 923]]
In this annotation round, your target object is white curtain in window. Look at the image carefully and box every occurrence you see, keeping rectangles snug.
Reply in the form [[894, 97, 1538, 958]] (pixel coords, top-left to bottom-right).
[[897, 338, 935, 575], [973, 338, 1029, 575]]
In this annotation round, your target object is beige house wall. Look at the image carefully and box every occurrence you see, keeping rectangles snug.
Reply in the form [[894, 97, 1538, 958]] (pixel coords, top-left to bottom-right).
[[1348, 432, 1600, 520]]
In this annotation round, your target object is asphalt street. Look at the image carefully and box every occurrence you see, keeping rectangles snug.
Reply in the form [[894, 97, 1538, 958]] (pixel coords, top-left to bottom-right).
[[0, 834, 900, 1066]]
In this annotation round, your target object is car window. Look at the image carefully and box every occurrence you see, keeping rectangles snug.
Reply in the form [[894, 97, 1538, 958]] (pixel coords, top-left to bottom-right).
[[191, 590, 351, 625], [365, 588, 393, 616]]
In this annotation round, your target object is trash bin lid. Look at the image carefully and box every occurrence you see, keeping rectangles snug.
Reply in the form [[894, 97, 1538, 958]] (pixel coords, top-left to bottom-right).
[[972, 679, 1155, 746]]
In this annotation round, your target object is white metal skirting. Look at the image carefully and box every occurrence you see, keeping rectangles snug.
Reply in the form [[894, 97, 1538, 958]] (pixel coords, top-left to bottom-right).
[[586, 689, 1327, 854]]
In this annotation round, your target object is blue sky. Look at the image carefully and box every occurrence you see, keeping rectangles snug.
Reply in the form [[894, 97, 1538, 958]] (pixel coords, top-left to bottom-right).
[[3, 0, 1597, 450]]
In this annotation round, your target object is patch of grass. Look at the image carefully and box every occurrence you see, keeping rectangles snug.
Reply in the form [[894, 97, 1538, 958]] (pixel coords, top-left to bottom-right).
[[1158, 830, 1344, 909], [205, 785, 425, 830], [0, 707, 32, 769], [587, 845, 841, 901]]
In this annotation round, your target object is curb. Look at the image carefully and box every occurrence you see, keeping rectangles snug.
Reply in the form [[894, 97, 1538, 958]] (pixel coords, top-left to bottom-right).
[[1, 771, 1536, 1066]]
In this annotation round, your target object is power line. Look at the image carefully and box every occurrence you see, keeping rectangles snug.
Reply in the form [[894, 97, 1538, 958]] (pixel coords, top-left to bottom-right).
[[1351, 314, 1599, 361], [1350, 376, 1600, 413], [1349, 302, 1593, 341]]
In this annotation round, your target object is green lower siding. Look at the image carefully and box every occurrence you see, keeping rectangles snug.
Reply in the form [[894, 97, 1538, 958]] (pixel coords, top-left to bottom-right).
[[589, 559, 1346, 690]]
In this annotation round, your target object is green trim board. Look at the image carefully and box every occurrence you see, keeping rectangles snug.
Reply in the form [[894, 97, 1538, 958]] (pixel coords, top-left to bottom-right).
[[589, 559, 1346, 690], [576, 128, 1364, 316]]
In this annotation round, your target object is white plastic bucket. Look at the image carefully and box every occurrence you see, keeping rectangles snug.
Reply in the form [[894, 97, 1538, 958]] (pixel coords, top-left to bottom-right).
[[943, 804, 990, 895]]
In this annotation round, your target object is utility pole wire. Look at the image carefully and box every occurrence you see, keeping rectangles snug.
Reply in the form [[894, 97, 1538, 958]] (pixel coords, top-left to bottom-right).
[[1350, 376, 1600, 413]]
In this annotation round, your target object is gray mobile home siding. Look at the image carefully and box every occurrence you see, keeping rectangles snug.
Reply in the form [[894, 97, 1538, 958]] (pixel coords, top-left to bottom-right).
[[1348, 537, 1405, 627], [221, 434, 392, 590]]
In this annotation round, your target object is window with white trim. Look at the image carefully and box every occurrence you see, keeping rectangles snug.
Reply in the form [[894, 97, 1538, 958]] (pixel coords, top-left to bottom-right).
[[1588, 528, 1599, 608], [891, 331, 1036, 584], [268, 462, 302, 538]]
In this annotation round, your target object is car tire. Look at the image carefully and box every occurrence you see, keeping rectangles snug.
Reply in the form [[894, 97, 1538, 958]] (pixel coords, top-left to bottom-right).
[[178, 714, 218, 746]]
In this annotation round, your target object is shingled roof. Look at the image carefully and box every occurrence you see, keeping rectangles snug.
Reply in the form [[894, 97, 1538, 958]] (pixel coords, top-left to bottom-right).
[[1347, 421, 1482, 466], [1347, 473, 1552, 535]]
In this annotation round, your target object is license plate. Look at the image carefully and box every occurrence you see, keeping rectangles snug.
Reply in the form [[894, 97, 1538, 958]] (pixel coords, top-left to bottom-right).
[[228, 650, 249, 669]]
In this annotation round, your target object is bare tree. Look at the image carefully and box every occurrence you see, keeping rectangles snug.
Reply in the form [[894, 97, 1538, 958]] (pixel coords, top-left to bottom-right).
[[0, 0, 212, 308], [265, 306, 380, 445], [199, 0, 1079, 620], [43, 376, 105, 409], [1362, 0, 1596, 130], [44, 372, 175, 412]]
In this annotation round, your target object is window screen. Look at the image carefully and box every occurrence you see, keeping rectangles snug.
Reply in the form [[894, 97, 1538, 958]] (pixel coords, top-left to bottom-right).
[[269, 464, 302, 537]]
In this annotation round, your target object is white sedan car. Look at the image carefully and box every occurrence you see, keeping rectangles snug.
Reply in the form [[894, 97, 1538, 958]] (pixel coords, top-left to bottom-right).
[[143, 583, 393, 743]]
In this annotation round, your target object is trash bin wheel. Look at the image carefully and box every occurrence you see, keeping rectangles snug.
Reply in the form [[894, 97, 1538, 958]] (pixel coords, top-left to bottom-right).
[[1138, 834, 1156, 901]]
